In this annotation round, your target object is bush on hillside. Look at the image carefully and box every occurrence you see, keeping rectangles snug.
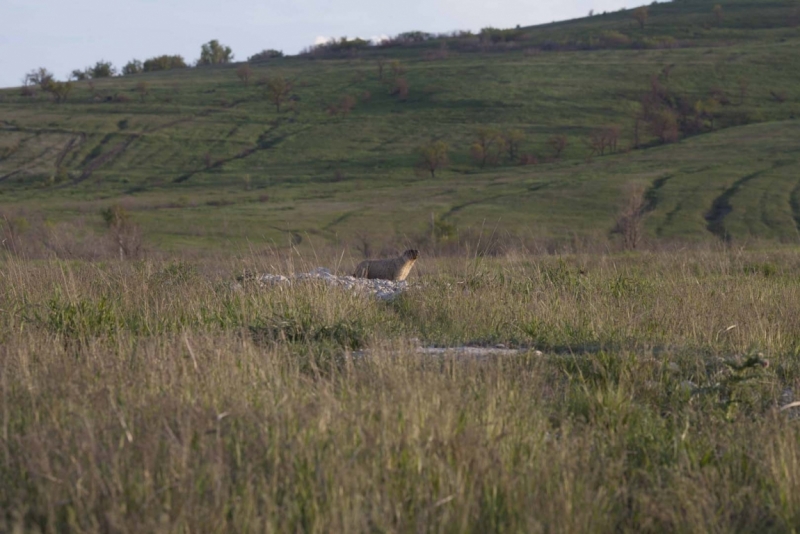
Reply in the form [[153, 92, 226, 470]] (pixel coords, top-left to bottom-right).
[[248, 49, 283, 61], [236, 64, 253, 85], [143, 55, 188, 72]]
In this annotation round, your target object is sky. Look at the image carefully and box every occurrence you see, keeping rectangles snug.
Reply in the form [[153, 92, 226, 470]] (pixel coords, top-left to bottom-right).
[[1, 0, 644, 89]]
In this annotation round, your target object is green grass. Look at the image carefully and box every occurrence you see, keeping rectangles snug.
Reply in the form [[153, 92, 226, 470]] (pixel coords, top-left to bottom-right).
[[1, 0, 800, 251], [5, 249, 800, 531]]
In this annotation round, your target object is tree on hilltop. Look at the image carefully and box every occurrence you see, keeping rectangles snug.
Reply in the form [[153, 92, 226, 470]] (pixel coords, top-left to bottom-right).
[[198, 40, 234, 65], [89, 60, 116, 78], [632, 6, 649, 29], [24, 67, 54, 90], [122, 60, 143, 76]]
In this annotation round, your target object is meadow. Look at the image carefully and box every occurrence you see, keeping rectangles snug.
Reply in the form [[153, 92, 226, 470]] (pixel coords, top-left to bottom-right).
[[4, 0, 800, 530], [1, 0, 800, 250], [4, 247, 800, 532]]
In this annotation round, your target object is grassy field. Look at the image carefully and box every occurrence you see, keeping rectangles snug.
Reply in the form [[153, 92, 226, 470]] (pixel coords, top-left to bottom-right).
[[1, 0, 800, 251], [5, 2, 800, 530], [4, 248, 800, 531]]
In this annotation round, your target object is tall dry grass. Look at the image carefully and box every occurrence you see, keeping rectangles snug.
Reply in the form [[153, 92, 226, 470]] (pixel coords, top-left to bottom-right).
[[3, 248, 800, 532]]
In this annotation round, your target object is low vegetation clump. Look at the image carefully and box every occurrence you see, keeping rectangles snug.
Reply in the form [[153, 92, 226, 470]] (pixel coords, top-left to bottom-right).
[[4, 247, 800, 531]]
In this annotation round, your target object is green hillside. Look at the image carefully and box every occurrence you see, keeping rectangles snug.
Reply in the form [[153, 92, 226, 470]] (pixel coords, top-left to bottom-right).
[[1, 0, 799, 252]]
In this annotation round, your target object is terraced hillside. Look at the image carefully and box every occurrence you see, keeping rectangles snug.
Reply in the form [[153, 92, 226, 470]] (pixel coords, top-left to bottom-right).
[[1, 0, 799, 251]]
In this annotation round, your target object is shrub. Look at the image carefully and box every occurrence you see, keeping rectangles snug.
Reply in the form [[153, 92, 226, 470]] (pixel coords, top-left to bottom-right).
[[236, 64, 253, 85], [648, 109, 679, 143], [600, 31, 631, 48], [135, 81, 149, 102], [390, 78, 409, 100], [771, 90, 788, 104], [45, 80, 73, 103], [416, 140, 450, 177], [547, 134, 568, 159], [338, 95, 357, 117], [143, 55, 187, 72], [248, 49, 283, 62], [390, 60, 406, 77]]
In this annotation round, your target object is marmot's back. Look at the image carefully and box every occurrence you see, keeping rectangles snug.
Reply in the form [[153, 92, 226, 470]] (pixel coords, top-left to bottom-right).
[[353, 249, 419, 281]]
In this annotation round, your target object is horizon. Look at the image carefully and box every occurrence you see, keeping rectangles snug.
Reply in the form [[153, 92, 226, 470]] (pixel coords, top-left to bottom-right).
[[2, 0, 644, 89]]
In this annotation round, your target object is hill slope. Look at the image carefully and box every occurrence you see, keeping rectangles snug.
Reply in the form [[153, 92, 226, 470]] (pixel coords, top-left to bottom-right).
[[1, 0, 799, 252]]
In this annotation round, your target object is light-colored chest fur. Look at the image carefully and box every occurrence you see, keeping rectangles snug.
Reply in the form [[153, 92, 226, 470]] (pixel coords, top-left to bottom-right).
[[395, 258, 416, 281]]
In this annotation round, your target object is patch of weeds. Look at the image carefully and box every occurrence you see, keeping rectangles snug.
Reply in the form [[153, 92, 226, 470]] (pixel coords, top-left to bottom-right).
[[522, 316, 599, 352], [742, 262, 778, 277], [557, 351, 638, 388], [250, 311, 369, 351], [607, 274, 653, 299], [150, 261, 199, 287], [538, 259, 585, 292], [39, 295, 118, 343]]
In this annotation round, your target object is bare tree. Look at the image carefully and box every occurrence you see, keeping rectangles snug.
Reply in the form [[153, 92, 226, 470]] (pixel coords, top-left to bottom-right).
[[135, 81, 149, 102], [547, 134, 568, 159], [713, 4, 724, 26], [738, 78, 749, 105], [587, 125, 621, 157], [338, 95, 357, 117], [390, 78, 409, 100], [503, 129, 525, 161], [632, 6, 649, 29], [613, 183, 647, 250], [236, 64, 253, 85], [470, 128, 505, 167], [101, 204, 142, 260]]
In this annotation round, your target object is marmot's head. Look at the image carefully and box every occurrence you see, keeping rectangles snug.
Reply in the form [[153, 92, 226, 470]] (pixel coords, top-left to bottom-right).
[[403, 249, 420, 261]]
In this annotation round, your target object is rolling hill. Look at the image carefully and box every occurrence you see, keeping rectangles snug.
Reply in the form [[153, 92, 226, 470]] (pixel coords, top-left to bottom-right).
[[1, 0, 799, 253]]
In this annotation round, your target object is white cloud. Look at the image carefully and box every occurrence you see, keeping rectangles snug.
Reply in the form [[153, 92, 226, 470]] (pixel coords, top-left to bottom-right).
[[314, 35, 335, 46]]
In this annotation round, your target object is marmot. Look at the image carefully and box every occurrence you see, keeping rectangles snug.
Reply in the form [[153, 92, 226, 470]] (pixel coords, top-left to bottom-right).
[[353, 249, 419, 281]]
